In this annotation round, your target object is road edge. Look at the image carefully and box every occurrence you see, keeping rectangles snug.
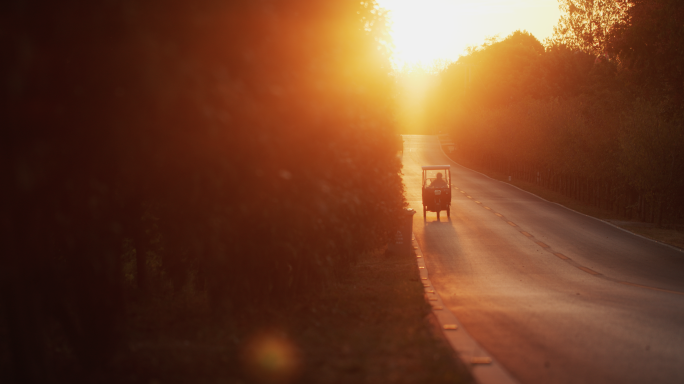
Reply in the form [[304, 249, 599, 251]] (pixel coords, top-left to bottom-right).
[[414, 236, 520, 384], [436, 139, 684, 255]]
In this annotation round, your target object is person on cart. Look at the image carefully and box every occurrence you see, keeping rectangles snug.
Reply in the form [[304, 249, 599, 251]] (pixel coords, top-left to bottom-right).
[[421, 165, 452, 220], [429, 172, 448, 188]]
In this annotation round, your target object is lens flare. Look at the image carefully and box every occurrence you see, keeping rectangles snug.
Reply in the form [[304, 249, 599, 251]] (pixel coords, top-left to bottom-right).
[[242, 332, 301, 384]]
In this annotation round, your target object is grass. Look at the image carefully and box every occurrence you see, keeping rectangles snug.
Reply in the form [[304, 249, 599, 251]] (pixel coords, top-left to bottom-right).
[[112, 248, 473, 384], [615, 225, 684, 250], [441, 145, 684, 252]]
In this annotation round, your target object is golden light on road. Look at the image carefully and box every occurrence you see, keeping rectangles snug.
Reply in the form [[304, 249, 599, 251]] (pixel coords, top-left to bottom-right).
[[376, 0, 561, 67]]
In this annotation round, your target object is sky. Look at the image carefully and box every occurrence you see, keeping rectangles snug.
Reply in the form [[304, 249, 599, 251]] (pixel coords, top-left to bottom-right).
[[375, 0, 561, 68]]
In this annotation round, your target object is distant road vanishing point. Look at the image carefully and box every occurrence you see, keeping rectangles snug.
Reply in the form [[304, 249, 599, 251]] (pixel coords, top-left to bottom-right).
[[403, 135, 684, 384]]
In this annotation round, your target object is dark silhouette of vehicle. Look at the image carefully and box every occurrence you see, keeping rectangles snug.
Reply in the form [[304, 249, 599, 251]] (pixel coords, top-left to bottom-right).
[[421, 165, 451, 220]]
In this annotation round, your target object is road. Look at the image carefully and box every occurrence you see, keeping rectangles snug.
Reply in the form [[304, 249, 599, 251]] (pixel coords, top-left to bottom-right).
[[403, 135, 684, 384]]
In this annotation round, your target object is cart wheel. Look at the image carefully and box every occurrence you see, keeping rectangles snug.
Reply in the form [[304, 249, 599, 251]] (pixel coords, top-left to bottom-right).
[[423, 205, 426, 220], [436, 210, 440, 221], [447, 205, 451, 219]]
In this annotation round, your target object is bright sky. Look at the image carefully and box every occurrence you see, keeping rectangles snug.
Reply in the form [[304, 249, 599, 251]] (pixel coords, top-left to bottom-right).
[[376, 0, 561, 68]]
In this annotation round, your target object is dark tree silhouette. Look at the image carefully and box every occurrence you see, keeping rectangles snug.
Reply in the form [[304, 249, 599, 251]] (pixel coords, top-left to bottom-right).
[[1, 0, 403, 382]]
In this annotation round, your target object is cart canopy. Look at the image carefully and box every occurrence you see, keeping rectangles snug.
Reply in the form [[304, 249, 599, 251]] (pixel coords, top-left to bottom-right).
[[421, 165, 451, 170]]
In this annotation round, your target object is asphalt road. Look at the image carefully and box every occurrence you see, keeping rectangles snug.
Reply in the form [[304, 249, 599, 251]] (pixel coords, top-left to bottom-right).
[[403, 135, 684, 384]]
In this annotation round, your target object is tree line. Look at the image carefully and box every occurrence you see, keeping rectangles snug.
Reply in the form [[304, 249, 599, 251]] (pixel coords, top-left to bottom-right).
[[1, 0, 404, 382], [428, 0, 684, 225]]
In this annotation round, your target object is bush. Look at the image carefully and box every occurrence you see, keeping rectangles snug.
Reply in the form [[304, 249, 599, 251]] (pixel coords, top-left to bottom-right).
[[1, 0, 404, 381]]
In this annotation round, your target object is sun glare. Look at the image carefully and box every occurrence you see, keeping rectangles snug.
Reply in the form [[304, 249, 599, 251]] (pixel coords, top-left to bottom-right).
[[377, 0, 561, 68]]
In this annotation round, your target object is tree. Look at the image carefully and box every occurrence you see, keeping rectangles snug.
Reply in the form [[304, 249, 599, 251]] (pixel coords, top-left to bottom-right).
[[608, 0, 684, 107], [445, 30, 545, 109], [1, 0, 403, 381], [548, 0, 628, 54], [620, 101, 684, 223]]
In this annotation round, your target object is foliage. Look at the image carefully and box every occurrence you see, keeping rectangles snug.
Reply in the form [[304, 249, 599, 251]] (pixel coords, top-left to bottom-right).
[[437, 31, 545, 110], [1, 0, 403, 381], [607, 0, 684, 106], [547, 0, 628, 54], [620, 101, 684, 212], [429, 12, 684, 225]]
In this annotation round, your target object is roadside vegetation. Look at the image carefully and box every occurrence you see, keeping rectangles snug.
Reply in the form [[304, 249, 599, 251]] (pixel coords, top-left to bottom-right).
[[120, 248, 471, 384], [1, 1, 470, 382], [426, 0, 684, 228], [441, 137, 684, 250]]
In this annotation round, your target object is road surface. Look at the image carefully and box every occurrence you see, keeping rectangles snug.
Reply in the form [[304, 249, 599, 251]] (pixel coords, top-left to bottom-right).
[[403, 135, 684, 384]]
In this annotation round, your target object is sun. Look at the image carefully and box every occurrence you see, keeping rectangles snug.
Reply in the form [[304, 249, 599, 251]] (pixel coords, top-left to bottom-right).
[[376, 0, 561, 68]]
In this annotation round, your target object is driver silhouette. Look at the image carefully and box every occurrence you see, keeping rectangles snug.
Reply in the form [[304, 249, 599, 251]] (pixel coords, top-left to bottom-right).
[[429, 172, 448, 188]]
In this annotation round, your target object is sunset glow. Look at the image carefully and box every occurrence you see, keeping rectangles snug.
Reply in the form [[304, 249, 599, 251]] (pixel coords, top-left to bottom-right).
[[377, 0, 561, 68]]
